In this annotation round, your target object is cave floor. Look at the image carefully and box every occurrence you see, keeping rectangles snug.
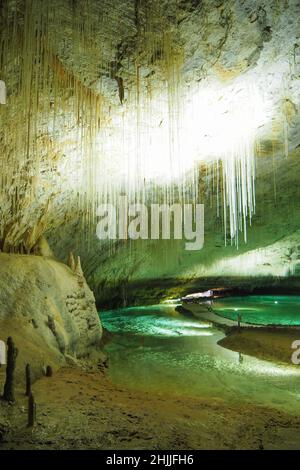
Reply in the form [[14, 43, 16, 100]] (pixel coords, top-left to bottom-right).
[[1, 364, 300, 450], [2, 303, 300, 450]]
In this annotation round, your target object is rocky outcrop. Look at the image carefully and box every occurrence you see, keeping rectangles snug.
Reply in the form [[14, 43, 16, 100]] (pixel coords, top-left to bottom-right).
[[0, 253, 102, 383]]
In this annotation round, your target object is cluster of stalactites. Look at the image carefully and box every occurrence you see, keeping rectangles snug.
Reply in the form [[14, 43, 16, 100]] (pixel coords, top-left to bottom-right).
[[0, 0, 264, 252], [0, 0, 106, 251]]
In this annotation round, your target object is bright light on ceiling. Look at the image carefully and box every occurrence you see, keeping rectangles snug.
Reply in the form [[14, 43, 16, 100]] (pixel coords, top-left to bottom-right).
[[93, 76, 272, 187]]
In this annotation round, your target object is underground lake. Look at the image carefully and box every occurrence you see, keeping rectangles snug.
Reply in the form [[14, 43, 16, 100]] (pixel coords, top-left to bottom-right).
[[101, 302, 300, 416], [212, 296, 300, 326]]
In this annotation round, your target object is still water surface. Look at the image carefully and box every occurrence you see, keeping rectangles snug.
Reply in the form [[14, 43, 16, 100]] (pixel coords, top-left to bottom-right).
[[101, 303, 300, 414]]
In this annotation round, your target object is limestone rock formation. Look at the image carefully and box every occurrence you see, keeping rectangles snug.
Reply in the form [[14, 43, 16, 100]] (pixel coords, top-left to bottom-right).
[[0, 253, 102, 382]]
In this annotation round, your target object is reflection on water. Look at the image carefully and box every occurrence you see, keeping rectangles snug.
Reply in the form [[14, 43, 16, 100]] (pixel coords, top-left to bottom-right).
[[101, 304, 300, 414], [213, 296, 300, 326]]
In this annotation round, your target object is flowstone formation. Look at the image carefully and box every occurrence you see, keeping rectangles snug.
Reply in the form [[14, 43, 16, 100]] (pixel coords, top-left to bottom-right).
[[0, 1, 299, 302], [0, 253, 103, 381]]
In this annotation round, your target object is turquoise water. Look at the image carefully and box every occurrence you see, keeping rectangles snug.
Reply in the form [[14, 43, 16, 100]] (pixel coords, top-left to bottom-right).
[[212, 296, 300, 326], [100, 304, 300, 414]]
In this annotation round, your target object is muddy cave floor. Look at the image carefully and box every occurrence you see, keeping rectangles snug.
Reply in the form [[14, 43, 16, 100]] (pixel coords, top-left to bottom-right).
[[1, 327, 300, 450]]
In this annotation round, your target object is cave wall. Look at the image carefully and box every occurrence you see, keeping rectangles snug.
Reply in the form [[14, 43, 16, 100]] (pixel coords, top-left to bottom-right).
[[0, 0, 299, 305]]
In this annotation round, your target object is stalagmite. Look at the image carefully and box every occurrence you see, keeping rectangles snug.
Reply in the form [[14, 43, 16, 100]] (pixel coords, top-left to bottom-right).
[[25, 364, 32, 397], [45, 365, 53, 377], [27, 393, 36, 428], [67, 252, 76, 272], [75, 256, 84, 287]]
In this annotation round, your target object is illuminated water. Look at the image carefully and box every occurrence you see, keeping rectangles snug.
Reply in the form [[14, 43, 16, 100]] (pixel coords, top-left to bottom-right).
[[101, 304, 300, 414], [212, 296, 300, 326]]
